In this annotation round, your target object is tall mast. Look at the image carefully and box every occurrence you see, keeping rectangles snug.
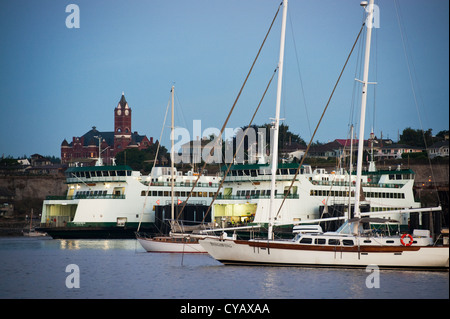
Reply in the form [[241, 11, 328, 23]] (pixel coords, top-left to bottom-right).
[[354, 0, 375, 218], [348, 124, 354, 219], [171, 86, 175, 222], [268, 0, 288, 240]]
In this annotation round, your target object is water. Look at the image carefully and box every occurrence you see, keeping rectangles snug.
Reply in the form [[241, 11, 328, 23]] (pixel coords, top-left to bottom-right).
[[0, 237, 448, 299]]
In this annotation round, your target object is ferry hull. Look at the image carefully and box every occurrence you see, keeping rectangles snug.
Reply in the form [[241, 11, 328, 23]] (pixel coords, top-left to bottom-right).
[[199, 238, 449, 270], [37, 223, 157, 239]]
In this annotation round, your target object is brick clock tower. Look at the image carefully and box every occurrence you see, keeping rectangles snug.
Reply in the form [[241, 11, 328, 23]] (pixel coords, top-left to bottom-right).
[[61, 92, 153, 166], [114, 92, 132, 152]]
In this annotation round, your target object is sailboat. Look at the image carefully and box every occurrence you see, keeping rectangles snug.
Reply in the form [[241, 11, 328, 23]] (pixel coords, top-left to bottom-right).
[[199, 0, 449, 270], [136, 86, 209, 253], [23, 209, 48, 237]]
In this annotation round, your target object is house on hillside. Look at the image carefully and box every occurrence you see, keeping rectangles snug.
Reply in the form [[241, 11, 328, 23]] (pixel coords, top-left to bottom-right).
[[427, 140, 449, 158]]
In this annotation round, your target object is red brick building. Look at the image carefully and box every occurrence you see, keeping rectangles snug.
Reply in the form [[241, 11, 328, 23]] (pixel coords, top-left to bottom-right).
[[61, 93, 153, 166]]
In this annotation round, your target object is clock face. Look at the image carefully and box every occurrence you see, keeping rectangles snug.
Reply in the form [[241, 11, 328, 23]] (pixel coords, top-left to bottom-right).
[[125, 109, 129, 116], [117, 109, 122, 116]]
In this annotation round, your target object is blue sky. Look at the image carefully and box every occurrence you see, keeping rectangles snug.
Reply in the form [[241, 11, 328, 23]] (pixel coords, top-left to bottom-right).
[[0, 0, 448, 158]]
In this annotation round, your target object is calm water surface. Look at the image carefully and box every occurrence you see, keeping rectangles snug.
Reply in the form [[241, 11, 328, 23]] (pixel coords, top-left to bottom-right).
[[0, 237, 448, 299]]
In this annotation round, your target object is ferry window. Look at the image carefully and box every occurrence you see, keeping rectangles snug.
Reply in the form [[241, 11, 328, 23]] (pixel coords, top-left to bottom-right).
[[245, 190, 250, 197], [386, 240, 395, 244], [328, 239, 340, 246], [209, 192, 214, 197], [117, 171, 126, 176], [315, 238, 326, 245], [175, 191, 181, 197], [236, 190, 241, 196], [251, 190, 255, 196], [164, 191, 169, 197], [238, 170, 243, 176], [343, 240, 354, 246], [244, 170, 250, 176], [401, 193, 405, 199], [181, 191, 186, 197], [363, 240, 372, 243], [267, 190, 271, 196], [110, 171, 116, 176], [299, 237, 312, 244], [396, 174, 401, 180], [289, 169, 296, 175], [256, 190, 260, 196], [141, 191, 146, 196], [261, 190, 266, 196], [389, 174, 394, 180], [158, 191, 163, 196], [251, 170, 257, 177]]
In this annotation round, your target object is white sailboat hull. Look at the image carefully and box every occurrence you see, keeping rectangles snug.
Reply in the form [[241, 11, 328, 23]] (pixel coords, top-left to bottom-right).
[[199, 238, 449, 270], [137, 237, 207, 253]]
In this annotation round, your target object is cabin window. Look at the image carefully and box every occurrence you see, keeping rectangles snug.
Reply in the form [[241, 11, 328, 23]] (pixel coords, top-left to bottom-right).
[[386, 240, 395, 244], [328, 239, 340, 246], [363, 240, 372, 243], [299, 237, 312, 244], [343, 240, 354, 246], [315, 238, 326, 245]]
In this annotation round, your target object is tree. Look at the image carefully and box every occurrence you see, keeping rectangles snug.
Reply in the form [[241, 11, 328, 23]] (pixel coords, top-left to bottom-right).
[[399, 127, 433, 148], [115, 142, 168, 173]]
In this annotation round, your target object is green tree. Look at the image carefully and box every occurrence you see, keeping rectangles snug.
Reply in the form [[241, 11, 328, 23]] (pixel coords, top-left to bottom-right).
[[399, 127, 433, 148], [115, 142, 168, 173]]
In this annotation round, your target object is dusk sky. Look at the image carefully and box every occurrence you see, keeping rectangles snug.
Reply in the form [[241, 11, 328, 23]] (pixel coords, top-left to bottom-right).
[[1, 0, 448, 158]]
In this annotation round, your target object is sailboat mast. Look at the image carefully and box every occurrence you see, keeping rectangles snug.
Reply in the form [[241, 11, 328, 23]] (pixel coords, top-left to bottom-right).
[[354, 0, 374, 218], [171, 86, 175, 222], [348, 124, 354, 219], [268, 0, 288, 240]]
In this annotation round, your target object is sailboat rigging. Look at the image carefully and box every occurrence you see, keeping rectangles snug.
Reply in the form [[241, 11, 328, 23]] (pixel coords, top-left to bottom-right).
[[199, 0, 449, 270]]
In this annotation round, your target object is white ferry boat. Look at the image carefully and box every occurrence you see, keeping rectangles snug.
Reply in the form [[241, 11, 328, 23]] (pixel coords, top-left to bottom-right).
[[37, 164, 220, 238], [213, 161, 420, 232]]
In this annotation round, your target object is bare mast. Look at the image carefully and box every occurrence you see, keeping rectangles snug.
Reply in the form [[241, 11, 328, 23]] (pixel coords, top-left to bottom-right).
[[268, 0, 288, 240], [354, 0, 375, 219]]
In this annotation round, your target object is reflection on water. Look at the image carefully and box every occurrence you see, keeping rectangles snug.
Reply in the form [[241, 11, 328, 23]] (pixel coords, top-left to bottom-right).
[[0, 237, 448, 299], [58, 239, 138, 250]]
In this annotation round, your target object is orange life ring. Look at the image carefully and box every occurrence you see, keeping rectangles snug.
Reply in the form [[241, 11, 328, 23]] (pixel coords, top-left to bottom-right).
[[400, 233, 413, 246]]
